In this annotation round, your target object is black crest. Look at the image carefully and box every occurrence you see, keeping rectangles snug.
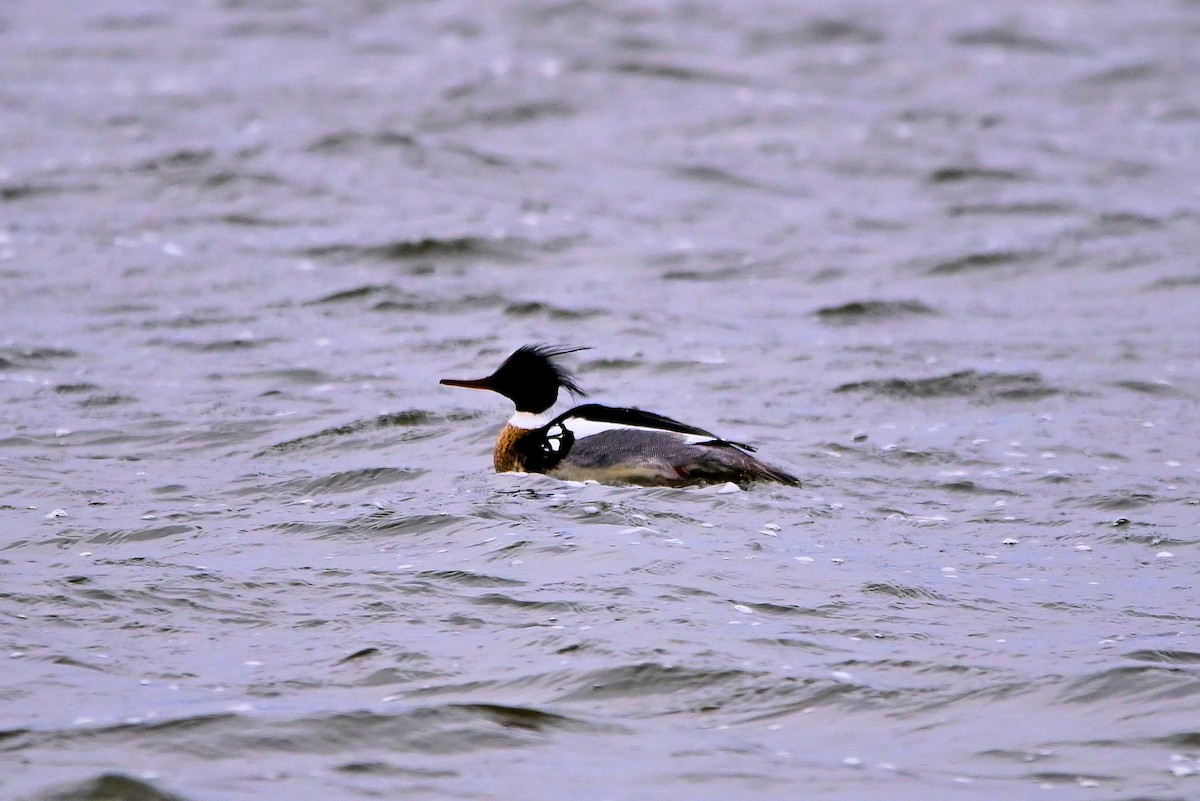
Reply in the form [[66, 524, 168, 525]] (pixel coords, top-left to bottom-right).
[[491, 345, 587, 412]]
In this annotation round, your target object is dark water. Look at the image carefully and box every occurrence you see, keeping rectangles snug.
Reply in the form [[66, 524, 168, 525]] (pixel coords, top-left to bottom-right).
[[3, 1, 1200, 799]]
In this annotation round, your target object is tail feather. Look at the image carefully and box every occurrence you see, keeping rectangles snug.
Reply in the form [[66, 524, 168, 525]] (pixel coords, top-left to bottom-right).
[[742, 457, 801, 486], [676, 442, 800, 487]]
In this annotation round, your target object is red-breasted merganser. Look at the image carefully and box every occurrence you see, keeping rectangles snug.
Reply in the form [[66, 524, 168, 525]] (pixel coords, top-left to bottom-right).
[[440, 345, 799, 487]]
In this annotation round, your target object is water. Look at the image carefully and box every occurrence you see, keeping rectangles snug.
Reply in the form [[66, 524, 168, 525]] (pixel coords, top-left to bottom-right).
[[3, 1, 1199, 799]]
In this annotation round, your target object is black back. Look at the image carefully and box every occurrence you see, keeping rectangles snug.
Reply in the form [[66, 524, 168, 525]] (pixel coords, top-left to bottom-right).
[[513, 402, 758, 474], [552, 404, 756, 451]]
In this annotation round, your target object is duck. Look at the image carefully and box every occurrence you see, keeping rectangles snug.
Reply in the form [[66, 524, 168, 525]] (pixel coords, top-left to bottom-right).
[[440, 344, 799, 487]]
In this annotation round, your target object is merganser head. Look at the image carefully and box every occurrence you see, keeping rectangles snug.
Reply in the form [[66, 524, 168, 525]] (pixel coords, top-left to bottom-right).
[[440, 344, 588, 413]]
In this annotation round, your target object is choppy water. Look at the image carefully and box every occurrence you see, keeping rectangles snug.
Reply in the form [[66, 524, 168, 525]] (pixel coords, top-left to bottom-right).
[[3, 1, 1200, 799]]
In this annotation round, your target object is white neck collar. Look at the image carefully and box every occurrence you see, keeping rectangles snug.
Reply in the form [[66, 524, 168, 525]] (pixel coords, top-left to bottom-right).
[[508, 410, 550, 429]]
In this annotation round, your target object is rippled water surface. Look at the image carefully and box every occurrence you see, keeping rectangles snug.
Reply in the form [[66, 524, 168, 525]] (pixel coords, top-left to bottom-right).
[[4, 1, 1200, 799]]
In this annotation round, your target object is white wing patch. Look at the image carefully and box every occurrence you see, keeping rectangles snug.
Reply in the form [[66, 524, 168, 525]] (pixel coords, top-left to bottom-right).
[[559, 416, 715, 445]]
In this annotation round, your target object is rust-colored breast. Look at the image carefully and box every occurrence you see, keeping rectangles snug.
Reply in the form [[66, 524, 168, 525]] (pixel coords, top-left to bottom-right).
[[493, 424, 526, 473]]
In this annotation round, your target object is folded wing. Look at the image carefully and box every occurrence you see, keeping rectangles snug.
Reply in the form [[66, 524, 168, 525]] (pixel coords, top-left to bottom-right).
[[513, 403, 797, 486]]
